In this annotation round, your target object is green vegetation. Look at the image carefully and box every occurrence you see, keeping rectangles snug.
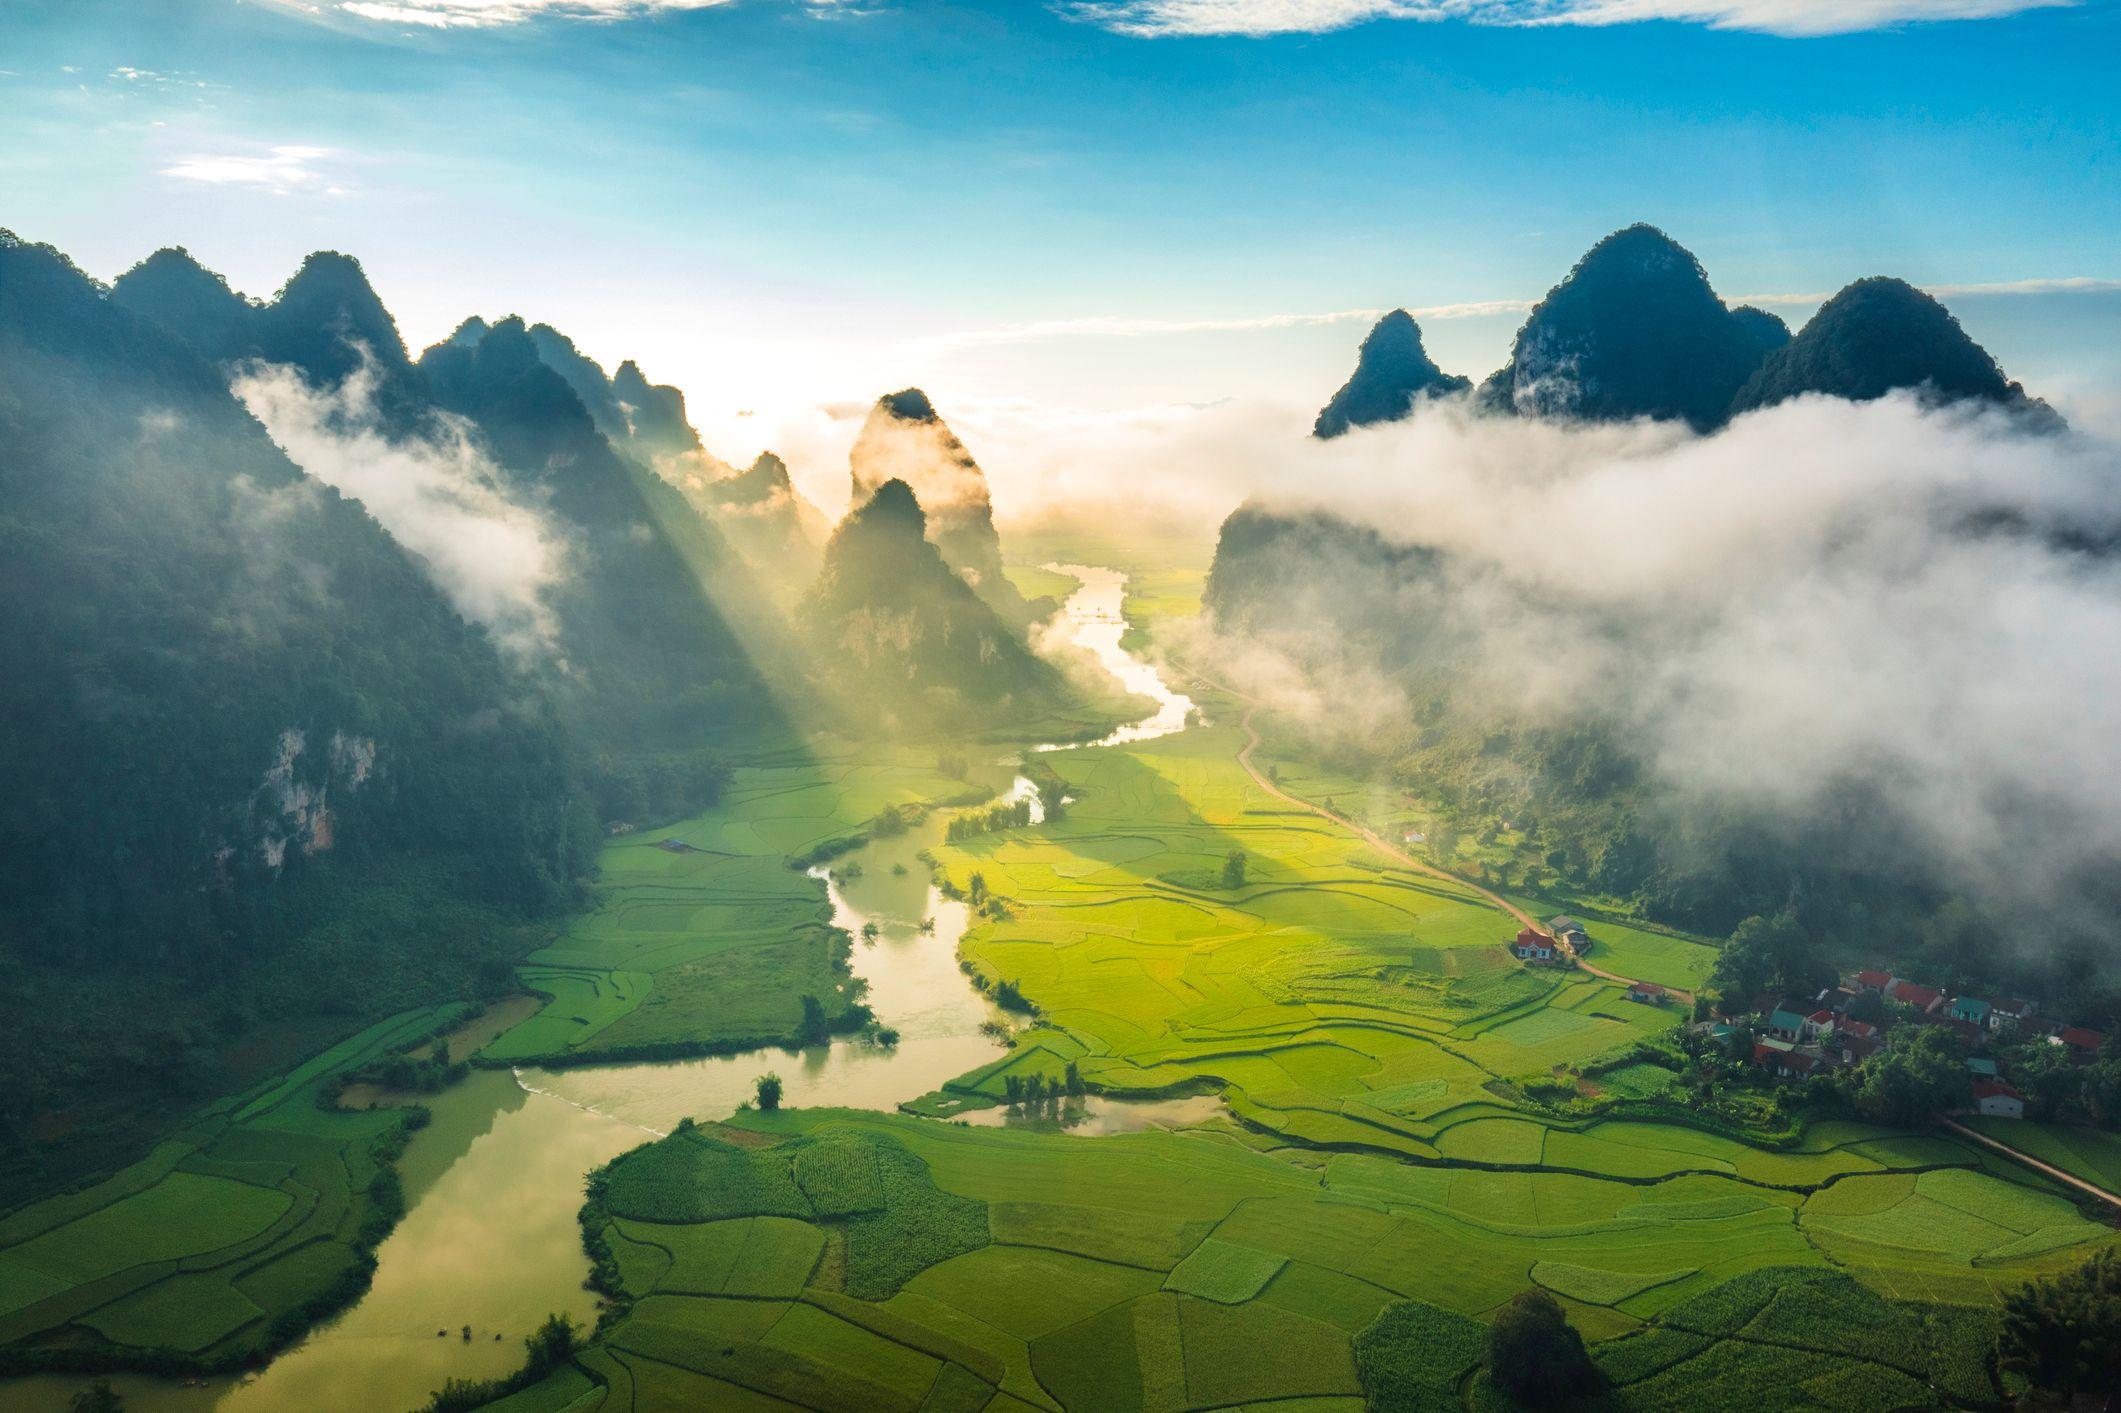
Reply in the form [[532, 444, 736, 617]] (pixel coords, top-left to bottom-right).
[[480, 745, 980, 1065], [1998, 1248, 2121, 1402], [1486, 1288, 1600, 1408], [0, 1005, 463, 1376]]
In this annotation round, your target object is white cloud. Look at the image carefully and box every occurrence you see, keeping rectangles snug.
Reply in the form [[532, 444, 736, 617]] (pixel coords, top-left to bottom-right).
[[1064, 0, 2073, 38], [233, 359, 565, 659], [161, 145, 342, 194], [334, 0, 733, 26]]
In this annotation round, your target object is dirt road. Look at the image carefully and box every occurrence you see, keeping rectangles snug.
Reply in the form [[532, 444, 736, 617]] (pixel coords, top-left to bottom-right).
[[1940, 1117, 2121, 1214]]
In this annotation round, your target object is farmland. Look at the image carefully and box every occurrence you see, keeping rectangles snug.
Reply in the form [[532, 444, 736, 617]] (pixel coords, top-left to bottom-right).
[[9, 558, 2119, 1411], [492, 561, 2120, 1411], [481, 744, 998, 1066], [0, 1005, 461, 1372]]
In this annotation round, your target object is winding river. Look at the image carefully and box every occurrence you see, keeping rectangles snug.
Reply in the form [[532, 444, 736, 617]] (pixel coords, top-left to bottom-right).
[[12, 563, 1196, 1413]]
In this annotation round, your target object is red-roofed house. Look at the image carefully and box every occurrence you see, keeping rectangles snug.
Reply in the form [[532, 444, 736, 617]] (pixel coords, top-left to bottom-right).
[[1854, 969, 1894, 992], [1802, 1010, 1836, 1043], [1970, 1079, 2025, 1119], [1838, 1031, 1884, 1065], [1751, 1038, 1819, 1078], [1888, 980, 1945, 1013], [1512, 927, 1555, 963], [1628, 981, 1667, 1004], [2060, 1027, 2106, 1059]]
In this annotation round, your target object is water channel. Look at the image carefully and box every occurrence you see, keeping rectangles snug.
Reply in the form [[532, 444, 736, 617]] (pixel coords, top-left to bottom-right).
[[12, 563, 1199, 1413]]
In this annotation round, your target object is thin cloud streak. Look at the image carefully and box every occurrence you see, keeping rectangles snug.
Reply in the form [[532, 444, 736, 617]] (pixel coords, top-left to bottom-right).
[[913, 301, 1532, 355], [1063, 0, 2073, 37], [918, 279, 2115, 353]]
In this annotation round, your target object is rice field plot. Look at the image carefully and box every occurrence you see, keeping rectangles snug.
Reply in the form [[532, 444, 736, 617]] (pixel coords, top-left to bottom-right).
[[0, 1007, 452, 1367], [1963, 1117, 2121, 1195], [575, 1068, 2111, 1410]]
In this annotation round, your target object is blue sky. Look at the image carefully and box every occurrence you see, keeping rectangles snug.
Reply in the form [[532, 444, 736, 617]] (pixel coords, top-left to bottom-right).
[[3, 0, 2116, 492]]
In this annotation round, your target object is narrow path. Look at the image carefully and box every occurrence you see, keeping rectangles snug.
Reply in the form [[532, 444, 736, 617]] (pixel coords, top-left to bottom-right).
[[1215, 687, 1694, 1005], [1939, 1117, 2121, 1214]]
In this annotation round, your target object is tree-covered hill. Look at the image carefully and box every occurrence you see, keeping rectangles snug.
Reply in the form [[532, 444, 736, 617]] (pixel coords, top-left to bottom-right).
[[847, 388, 1034, 626], [0, 231, 594, 1186], [1312, 309, 1470, 438], [1729, 276, 2055, 422], [672, 450, 829, 588], [804, 478, 1067, 732], [416, 316, 787, 757], [1475, 224, 1773, 430]]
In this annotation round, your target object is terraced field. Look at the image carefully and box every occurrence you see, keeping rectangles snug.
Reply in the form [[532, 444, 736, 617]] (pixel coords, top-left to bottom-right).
[[509, 566, 2117, 1411], [920, 713, 1690, 1157], [548, 1096, 2108, 1412], [0, 1005, 461, 1369]]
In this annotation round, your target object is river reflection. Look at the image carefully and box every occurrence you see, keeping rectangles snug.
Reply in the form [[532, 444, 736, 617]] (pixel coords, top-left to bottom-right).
[[518, 825, 1009, 1135]]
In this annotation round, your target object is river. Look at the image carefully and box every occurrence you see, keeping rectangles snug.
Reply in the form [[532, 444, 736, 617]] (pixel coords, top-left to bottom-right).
[[12, 563, 1196, 1413]]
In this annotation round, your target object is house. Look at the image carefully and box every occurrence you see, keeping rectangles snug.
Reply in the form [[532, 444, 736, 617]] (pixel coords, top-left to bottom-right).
[[1628, 981, 1667, 1005], [1965, 1057, 1999, 1079], [1971, 1079, 2025, 1119], [1801, 1010, 1836, 1043], [1853, 969, 1894, 993], [1766, 1008, 1807, 1042], [1988, 998, 2036, 1032], [1948, 997, 1992, 1028], [1512, 926, 1555, 963], [1815, 987, 1858, 1016], [1837, 1020, 1881, 1063], [1887, 980, 1945, 1013], [1751, 1039, 1821, 1079], [1548, 916, 1592, 955], [2060, 1026, 2107, 1059]]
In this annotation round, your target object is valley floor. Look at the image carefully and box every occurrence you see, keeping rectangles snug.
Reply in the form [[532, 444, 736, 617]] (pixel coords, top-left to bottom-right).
[[4, 556, 2116, 1412]]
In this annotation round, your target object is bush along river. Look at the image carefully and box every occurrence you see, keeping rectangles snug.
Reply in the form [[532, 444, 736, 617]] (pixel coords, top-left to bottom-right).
[[10, 564, 1206, 1413]]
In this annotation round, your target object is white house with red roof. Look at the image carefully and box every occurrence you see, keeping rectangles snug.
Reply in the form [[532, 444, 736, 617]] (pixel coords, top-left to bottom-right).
[[1970, 1079, 2025, 1119]]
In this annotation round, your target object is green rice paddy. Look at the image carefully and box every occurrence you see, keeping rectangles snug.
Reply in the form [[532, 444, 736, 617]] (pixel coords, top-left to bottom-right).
[[0, 1004, 462, 1368]]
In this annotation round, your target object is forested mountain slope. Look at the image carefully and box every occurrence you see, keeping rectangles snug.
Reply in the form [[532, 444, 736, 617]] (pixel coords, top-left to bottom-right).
[[0, 231, 591, 1187]]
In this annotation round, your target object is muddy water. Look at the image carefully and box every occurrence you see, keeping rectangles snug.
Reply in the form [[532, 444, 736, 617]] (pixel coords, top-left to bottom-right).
[[516, 824, 1007, 1136], [1038, 562, 1195, 750], [22, 565, 1205, 1413]]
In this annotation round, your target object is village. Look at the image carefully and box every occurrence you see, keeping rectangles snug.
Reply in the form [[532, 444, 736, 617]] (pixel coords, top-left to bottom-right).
[[1506, 919, 2113, 1123], [1726, 968, 2108, 1119]]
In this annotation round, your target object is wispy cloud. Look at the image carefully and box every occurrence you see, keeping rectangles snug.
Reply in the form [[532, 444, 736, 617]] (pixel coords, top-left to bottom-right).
[[333, 0, 732, 27], [923, 277, 2115, 354], [160, 145, 350, 195], [916, 300, 1534, 354], [1735, 277, 2121, 306], [1063, 0, 2073, 38]]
